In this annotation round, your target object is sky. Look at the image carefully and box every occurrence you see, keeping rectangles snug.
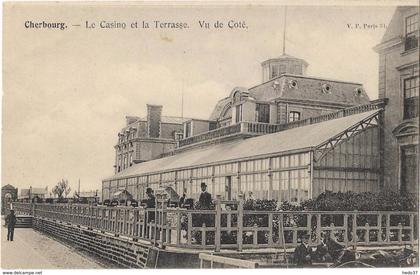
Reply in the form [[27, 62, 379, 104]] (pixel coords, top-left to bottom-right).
[[1, 2, 404, 194]]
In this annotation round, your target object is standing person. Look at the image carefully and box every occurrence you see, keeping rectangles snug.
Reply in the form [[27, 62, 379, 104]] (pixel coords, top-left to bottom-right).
[[145, 188, 156, 223], [198, 182, 212, 209], [5, 209, 17, 241], [145, 188, 156, 208], [179, 193, 186, 207]]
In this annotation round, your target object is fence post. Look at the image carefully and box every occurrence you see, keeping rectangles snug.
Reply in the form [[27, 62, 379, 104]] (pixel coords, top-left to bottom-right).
[[386, 213, 391, 243], [352, 211, 358, 249], [268, 213, 274, 246], [409, 214, 414, 245], [176, 210, 181, 245], [160, 196, 168, 248], [365, 223, 370, 244], [377, 214, 382, 243], [316, 214, 321, 244], [237, 194, 244, 252], [398, 223, 403, 243], [306, 213, 312, 246], [215, 195, 222, 252], [31, 203, 35, 217], [344, 214, 348, 246], [187, 212, 192, 246]]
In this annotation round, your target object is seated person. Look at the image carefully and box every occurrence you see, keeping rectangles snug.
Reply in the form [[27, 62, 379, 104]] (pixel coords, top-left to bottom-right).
[[292, 234, 313, 266], [314, 233, 333, 262]]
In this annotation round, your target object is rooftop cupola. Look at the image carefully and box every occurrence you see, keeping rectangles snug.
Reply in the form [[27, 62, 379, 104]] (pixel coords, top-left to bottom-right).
[[261, 54, 309, 81]]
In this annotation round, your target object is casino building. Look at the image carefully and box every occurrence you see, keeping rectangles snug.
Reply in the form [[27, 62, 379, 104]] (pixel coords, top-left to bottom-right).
[[102, 47, 388, 203], [374, 6, 418, 196]]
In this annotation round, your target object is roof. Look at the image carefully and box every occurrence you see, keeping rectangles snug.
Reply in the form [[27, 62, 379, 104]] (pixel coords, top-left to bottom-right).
[[78, 191, 97, 198], [20, 188, 47, 195], [261, 53, 309, 66], [208, 74, 370, 121], [104, 109, 379, 181], [1, 184, 16, 190], [209, 97, 231, 121], [123, 116, 189, 128], [135, 116, 190, 124], [249, 74, 370, 104]]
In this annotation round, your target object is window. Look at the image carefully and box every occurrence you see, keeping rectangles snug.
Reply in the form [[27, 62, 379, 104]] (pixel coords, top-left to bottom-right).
[[289, 111, 301, 122], [255, 103, 270, 123], [403, 77, 419, 119], [235, 104, 242, 123], [175, 132, 183, 140], [185, 122, 191, 138], [401, 145, 418, 194], [405, 13, 418, 51], [279, 65, 286, 74], [271, 65, 279, 78]]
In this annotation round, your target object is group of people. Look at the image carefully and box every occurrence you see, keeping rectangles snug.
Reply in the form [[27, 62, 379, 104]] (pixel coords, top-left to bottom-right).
[[292, 233, 347, 266], [141, 182, 213, 209]]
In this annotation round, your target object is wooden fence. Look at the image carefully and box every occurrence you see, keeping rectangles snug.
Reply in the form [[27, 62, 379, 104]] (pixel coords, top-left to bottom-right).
[[12, 199, 418, 252], [199, 253, 258, 268]]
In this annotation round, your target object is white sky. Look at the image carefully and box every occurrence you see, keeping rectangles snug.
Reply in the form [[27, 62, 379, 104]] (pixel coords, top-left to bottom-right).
[[1, 3, 402, 193]]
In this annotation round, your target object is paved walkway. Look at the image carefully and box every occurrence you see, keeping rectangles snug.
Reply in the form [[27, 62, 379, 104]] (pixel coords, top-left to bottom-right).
[[1, 224, 102, 269]]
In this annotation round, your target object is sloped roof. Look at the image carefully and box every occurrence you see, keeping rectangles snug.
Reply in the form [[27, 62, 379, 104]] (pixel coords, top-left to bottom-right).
[[249, 74, 370, 105], [1, 184, 16, 190], [104, 109, 379, 181], [208, 74, 370, 121], [261, 53, 309, 66]]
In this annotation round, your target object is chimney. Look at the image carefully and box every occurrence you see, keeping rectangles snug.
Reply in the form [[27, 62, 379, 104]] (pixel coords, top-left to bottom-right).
[[147, 104, 162, 138]]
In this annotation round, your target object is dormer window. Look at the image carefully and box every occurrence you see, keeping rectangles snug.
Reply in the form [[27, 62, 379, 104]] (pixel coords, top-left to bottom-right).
[[289, 111, 301, 122], [405, 13, 418, 51]]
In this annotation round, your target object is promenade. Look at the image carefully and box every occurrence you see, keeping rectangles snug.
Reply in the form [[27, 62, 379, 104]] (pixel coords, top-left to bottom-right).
[[1, 220, 103, 269]]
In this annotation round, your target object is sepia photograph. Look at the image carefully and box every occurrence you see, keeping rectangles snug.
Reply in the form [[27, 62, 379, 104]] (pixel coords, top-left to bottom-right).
[[1, 1, 419, 273]]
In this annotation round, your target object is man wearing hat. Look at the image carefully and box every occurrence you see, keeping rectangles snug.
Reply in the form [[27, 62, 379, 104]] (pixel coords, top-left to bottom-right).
[[145, 187, 156, 223], [5, 209, 17, 241], [145, 187, 156, 209], [293, 233, 313, 266], [198, 182, 212, 209]]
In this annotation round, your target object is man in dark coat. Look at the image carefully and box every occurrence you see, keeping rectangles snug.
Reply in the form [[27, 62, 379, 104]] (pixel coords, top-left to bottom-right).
[[145, 188, 156, 209], [293, 234, 313, 266], [179, 193, 186, 207], [5, 209, 17, 241], [198, 182, 212, 209], [145, 188, 156, 223], [198, 182, 213, 227]]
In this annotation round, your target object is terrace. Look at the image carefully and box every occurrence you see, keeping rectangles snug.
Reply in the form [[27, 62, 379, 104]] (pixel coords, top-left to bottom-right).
[[11, 193, 417, 253], [174, 99, 387, 153]]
